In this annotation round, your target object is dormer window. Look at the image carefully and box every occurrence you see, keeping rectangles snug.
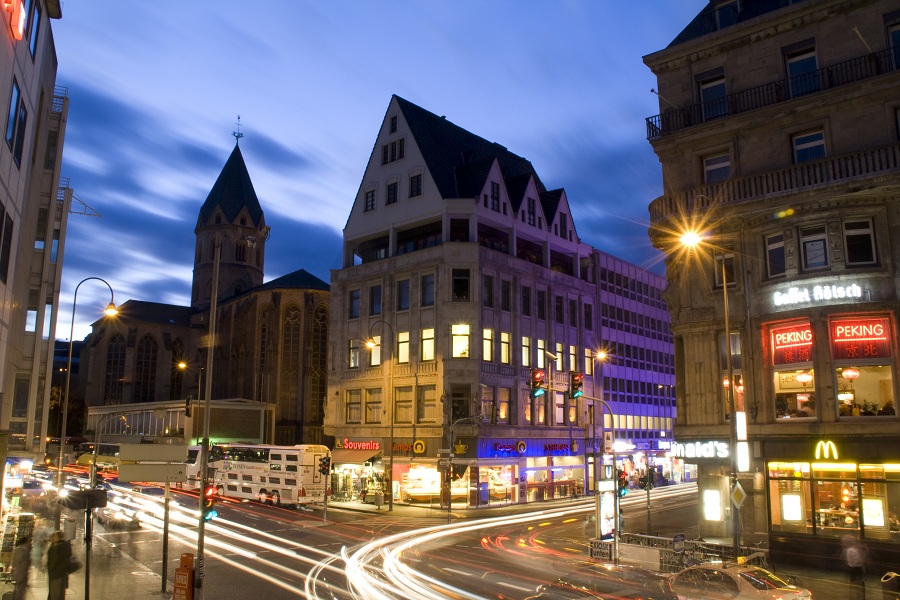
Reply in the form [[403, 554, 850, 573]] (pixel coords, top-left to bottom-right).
[[215, 214, 221, 224], [390, 115, 398, 133], [715, 1, 738, 29], [526, 197, 536, 226]]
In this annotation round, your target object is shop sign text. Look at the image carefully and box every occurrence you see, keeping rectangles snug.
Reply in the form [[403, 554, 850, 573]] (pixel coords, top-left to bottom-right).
[[773, 283, 862, 307], [672, 441, 729, 460]]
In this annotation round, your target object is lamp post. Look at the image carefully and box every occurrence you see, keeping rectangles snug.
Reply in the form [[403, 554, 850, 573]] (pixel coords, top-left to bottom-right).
[[85, 412, 124, 600], [57, 277, 117, 526], [592, 350, 608, 495], [366, 319, 394, 511], [680, 230, 742, 558]]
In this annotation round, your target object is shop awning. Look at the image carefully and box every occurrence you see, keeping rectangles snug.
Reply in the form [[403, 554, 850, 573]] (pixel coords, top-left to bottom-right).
[[331, 448, 379, 465]]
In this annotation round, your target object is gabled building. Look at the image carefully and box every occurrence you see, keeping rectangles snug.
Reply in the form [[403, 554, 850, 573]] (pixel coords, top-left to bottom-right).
[[0, 0, 68, 463], [325, 95, 674, 507], [645, 0, 900, 568], [80, 143, 330, 447]]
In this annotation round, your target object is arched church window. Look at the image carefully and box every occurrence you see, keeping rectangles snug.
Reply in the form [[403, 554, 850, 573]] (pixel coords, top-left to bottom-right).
[[279, 307, 302, 420], [104, 334, 126, 404], [135, 334, 159, 403]]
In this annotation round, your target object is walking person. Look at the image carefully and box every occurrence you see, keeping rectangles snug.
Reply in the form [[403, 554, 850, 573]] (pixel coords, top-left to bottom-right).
[[843, 535, 867, 600], [46, 530, 72, 600], [11, 536, 31, 600]]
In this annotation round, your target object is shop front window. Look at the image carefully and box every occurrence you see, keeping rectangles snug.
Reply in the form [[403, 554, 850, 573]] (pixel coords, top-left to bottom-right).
[[770, 322, 814, 420], [835, 366, 895, 417], [831, 316, 895, 418]]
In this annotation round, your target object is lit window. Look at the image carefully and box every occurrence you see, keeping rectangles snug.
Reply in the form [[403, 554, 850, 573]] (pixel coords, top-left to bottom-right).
[[348, 339, 360, 369], [568, 345, 576, 371], [584, 349, 594, 376], [368, 335, 381, 366], [421, 329, 435, 361], [522, 336, 531, 367], [452, 324, 470, 358], [766, 233, 786, 278], [554, 343, 563, 371], [397, 332, 410, 364], [483, 329, 493, 362], [704, 154, 731, 183], [536, 339, 546, 368], [500, 332, 510, 365], [793, 130, 825, 163], [800, 225, 828, 271], [843, 219, 876, 266]]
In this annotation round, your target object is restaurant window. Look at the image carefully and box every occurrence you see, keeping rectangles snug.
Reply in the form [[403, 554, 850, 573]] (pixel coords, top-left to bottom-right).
[[800, 225, 829, 271], [452, 324, 470, 358], [766, 233, 786, 278], [843, 219, 876, 266], [770, 323, 814, 420], [831, 317, 894, 418], [397, 331, 410, 364]]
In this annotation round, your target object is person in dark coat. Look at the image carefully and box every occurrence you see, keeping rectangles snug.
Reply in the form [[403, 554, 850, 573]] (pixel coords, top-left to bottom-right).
[[46, 530, 72, 600], [11, 535, 31, 600]]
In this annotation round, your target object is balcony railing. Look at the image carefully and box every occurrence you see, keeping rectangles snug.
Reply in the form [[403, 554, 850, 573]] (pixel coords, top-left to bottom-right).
[[649, 142, 900, 223], [646, 46, 898, 140]]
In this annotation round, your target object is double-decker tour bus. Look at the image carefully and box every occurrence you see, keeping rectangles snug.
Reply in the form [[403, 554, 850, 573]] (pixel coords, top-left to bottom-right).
[[208, 443, 330, 507], [179, 445, 202, 489]]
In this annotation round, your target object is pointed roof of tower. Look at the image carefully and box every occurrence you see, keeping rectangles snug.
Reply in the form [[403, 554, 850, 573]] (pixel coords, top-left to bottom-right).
[[199, 144, 264, 226]]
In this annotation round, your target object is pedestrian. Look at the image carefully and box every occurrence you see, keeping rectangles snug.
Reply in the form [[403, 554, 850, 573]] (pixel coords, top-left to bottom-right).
[[46, 530, 72, 600], [842, 535, 866, 600], [11, 535, 31, 600], [32, 519, 51, 575]]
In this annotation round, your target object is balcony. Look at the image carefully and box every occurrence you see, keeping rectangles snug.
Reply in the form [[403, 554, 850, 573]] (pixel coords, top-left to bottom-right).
[[649, 142, 900, 223], [646, 46, 898, 141]]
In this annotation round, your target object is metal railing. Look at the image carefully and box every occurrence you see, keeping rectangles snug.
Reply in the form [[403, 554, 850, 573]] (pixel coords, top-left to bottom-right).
[[617, 532, 770, 573], [649, 142, 900, 223], [647, 47, 898, 140]]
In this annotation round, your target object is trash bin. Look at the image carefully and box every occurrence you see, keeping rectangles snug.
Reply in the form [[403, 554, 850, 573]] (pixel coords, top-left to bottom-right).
[[882, 571, 900, 599], [374, 491, 384, 509]]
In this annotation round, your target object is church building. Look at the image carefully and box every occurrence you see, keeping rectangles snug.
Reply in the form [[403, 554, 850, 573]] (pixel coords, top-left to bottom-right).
[[79, 142, 330, 446]]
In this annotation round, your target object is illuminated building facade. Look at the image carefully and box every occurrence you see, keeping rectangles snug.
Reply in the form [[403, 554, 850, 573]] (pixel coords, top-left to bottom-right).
[[0, 0, 69, 463], [325, 95, 674, 506], [645, 0, 900, 568]]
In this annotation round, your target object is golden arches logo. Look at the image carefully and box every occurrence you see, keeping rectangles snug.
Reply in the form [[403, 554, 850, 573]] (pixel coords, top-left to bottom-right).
[[815, 440, 838, 460]]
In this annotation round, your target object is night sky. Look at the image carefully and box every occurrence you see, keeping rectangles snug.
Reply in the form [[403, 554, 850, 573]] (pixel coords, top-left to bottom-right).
[[51, 1, 705, 339]]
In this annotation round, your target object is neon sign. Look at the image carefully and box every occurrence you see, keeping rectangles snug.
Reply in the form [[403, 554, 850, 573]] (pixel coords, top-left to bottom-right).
[[771, 323, 812, 365], [773, 283, 862, 307], [831, 317, 891, 360], [815, 440, 838, 460], [671, 441, 729, 460]]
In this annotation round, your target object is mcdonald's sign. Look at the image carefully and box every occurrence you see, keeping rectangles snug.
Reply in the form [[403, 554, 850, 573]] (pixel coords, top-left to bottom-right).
[[814, 440, 839, 460]]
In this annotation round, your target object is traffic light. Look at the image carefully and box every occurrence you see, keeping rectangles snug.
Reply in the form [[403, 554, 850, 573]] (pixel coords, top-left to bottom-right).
[[617, 469, 628, 497], [639, 472, 655, 491], [569, 371, 584, 398], [530, 368, 546, 398], [202, 485, 218, 522], [319, 456, 331, 476]]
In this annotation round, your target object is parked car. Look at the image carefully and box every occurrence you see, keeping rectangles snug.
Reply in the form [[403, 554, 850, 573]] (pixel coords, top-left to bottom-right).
[[526, 563, 678, 600], [669, 562, 811, 599]]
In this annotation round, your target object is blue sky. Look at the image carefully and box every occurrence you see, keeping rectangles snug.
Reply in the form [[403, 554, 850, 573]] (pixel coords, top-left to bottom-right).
[[51, 1, 705, 339]]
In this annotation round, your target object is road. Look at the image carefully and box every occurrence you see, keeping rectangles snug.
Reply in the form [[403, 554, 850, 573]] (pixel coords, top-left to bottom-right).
[[71, 483, 883, 599]]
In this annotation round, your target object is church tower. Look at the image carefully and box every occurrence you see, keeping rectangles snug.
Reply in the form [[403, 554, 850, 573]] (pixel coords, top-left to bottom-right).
[[192, 142, 269, 309]]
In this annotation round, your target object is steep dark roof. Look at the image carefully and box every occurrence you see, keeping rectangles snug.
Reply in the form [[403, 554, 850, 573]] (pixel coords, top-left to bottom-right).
[[539, 189, 564, 227], [111, 300, 195, 327], [668, 0, 810, 48], [259, 269, 330, 292], [199, 144, 264, 226], [394, 95, 544, 200]]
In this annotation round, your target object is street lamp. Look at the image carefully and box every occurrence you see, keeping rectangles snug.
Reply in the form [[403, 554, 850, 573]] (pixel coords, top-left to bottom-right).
[[366, 319, 394, 511], [680, 230, 743, 558], [57, 277, 117, 524], [85, 412, 124, 600], [591, 349, 608, 495]]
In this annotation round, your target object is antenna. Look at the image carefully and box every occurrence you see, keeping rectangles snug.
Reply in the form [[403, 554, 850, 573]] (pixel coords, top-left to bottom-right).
[[650, 88, 677, 110], [232, 115, 244, 145]]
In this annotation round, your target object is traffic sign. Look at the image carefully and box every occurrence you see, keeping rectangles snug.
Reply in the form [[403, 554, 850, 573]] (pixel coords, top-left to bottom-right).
[[674, 533, 685, 553], [118, 462, 187, 483], [731, 481, 747, 508], [119, 444, 187, 462]]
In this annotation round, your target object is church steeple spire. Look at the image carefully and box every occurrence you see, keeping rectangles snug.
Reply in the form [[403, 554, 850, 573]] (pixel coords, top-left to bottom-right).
[[191, 143, 268, 310]]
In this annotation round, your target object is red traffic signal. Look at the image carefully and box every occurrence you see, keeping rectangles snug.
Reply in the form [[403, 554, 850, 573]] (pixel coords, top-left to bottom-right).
[[530, 368, 546, 398], [319, 456, 331, 475], [569, 371, 584, 398], [202, 485, 219, 522], [617, 469, 628, 497]]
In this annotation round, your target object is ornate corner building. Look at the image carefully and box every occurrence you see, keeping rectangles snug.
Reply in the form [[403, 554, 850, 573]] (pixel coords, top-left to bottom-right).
[[645, 0, 900, 567], [325, 95, 676, 507]]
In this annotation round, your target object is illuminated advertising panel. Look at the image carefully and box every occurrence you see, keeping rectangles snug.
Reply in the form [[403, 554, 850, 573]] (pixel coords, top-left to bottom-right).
[[830, 317, 891, 360], [771, 323, 812, 365]]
